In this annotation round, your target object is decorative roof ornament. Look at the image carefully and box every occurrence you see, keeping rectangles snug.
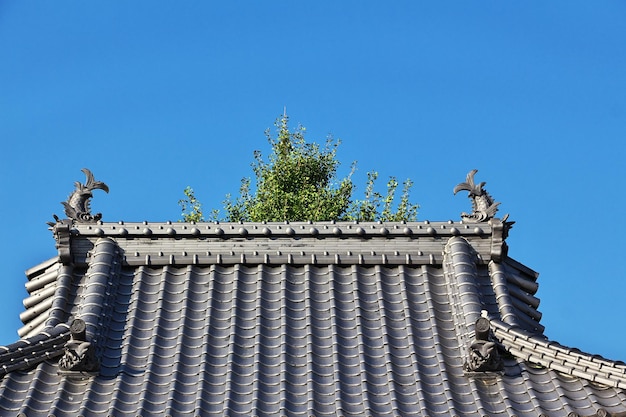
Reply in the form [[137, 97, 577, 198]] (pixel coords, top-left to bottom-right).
[[454, 169, 501, 223], [58, 318, 99, 376], [59, 168, 109, 223], [464, 317, 503, 373]]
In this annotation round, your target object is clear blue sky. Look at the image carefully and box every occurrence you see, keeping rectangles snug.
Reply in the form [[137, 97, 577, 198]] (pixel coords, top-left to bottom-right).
[[1, 2, 625, 360]]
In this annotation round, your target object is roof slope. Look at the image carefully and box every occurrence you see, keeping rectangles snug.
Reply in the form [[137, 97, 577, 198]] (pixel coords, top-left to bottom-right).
[[1, 219, 625, 417]]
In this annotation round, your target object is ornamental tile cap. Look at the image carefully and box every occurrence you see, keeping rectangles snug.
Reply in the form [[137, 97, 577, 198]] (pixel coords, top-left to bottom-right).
[[58, 168, 109, 223], [464, 317, 504, 373], [454, 169, 500, 223], [58, 318, 99, 376]]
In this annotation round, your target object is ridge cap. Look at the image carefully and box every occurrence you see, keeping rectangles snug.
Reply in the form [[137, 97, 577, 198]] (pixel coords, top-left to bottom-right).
[[489, 317, 626, 388]]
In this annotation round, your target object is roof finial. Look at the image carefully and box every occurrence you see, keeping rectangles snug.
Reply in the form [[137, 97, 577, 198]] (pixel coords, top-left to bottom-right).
[[453, 169, 499, 223], [59, 168, 109, 223]]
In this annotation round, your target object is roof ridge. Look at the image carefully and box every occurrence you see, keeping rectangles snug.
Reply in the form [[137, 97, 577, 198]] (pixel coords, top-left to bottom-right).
[[54, 219, 510, 269], [443, 236, 483, 346], [74, 237, 123, 343], [0, 324, 70, 377], [490, 318, 626, 389], [68, 220, 496, 240]]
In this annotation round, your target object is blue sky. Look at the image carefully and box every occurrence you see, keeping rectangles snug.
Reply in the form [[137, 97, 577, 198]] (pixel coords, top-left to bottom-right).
[[1, 2, 625, 360]]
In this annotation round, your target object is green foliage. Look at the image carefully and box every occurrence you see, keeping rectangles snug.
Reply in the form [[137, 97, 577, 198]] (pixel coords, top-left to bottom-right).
[[224, 115, 354, 222], [346, 172, 418, 222], [178, 186, 204, 222], [180, 114, 419, 223]]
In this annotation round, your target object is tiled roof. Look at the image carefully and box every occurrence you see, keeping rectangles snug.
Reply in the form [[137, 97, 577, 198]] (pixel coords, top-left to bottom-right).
[[0, 325, 69, 377], [491, 318, 626, 390], [1, 219, 625, 417]]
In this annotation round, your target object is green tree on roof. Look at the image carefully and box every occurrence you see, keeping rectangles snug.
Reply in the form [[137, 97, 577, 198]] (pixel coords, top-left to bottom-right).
[[179, 114, 418, 222]]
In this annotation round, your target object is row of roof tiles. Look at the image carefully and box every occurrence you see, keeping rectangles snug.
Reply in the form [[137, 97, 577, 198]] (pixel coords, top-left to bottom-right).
[[492, 318, 626, 390], [69, 220, 496, 238], [1, 218, 623, 416], [57, 221, 508, 272]]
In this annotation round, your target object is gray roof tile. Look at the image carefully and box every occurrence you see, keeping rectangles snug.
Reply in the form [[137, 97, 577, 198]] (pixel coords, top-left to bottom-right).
[[0, 220, 625, 416]]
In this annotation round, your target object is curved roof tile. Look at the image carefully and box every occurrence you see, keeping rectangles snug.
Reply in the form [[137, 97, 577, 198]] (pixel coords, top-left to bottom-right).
[[0, 220, 623, 416]]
